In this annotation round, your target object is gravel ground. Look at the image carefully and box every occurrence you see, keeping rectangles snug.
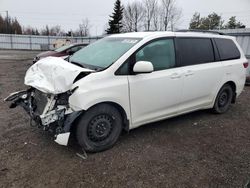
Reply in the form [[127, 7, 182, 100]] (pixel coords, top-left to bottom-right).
[[0, 50, 250, 188]]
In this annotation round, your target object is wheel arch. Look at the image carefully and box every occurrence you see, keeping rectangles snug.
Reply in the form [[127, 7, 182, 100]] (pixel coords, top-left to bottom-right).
[[224, 81, 237, 103], [83, 101, 130, 132], [216, 81, 237, 104]]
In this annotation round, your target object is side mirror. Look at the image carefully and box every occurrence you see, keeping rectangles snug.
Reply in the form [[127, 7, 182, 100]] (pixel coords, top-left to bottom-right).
[[133, 61, 154, 74]]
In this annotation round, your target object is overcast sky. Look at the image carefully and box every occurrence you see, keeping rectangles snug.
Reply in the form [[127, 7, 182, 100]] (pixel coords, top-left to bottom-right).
[[0, 0, 249, 35]]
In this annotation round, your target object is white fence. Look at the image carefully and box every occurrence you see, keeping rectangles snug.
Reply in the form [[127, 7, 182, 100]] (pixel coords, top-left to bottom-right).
[[0, 30, 250, 57], [0, 34, 102, 50]]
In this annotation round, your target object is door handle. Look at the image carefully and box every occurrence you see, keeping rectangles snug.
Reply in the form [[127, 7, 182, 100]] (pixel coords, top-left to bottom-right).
[[226, 65, 233, 75], [170, 73, 181, 79], [185, 70, 194, 76]]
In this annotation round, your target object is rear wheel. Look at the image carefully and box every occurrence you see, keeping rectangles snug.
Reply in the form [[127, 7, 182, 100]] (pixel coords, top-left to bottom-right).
[[76, 104, 122, 152], [212, 84, 233, 114]]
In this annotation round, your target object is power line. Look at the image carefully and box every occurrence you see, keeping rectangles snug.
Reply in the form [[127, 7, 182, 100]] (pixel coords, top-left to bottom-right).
[[0, 10, 107, 17], [2, 9, 250, 17], [1, 7, 249, 15]]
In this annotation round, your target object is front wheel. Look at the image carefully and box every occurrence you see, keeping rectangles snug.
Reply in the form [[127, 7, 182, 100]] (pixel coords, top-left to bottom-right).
[[76, 104, 122, 153], [212, 84, 233, 114]]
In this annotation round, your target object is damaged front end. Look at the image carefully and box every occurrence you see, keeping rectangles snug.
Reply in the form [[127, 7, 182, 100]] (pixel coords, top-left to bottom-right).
[[5, 57, 93, 146], [5, 88, 81, 146]]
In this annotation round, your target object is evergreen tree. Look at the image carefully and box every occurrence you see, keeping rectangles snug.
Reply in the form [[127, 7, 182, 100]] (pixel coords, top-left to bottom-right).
[[106, 0, 124, 34], [189, 12, 201, 29], [12, 18, 22, 34], [0, 15, 4, 33], [45, 25, 50, 35], [189, 12, 224, 30], [0, 14, 22, 34], [35, 29, 40, 35], [225, 16, 245, 29]]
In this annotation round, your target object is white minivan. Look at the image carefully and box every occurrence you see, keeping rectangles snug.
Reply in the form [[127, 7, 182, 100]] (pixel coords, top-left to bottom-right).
[[5, 31, 248, 152]]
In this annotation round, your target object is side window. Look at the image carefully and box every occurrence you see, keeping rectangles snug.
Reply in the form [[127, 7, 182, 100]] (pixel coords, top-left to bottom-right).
[[70, 46, 82, 53], [115, 59, 129, 75], [135, 39, 176, 71], [176, 38, 215, 66], [214, 38, 240, 61]]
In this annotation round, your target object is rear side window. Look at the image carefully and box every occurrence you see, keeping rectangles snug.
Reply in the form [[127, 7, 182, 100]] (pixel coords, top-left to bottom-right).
[[214, 38, 240, 61], [176, 38, 215, 66], [69, 46, 83, 53]]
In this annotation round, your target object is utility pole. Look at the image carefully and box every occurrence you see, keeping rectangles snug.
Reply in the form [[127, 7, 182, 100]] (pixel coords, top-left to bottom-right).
[[5, 10, 9, 34]]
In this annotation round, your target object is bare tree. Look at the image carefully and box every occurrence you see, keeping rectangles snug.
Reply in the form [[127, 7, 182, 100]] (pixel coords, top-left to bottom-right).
[[160, 0, 181, 31], [40, 25, 50, 35], [152, 5, 160, 31], [143, 0, 157, 31], [123, 2, 144, 32], [161, 0, 172, 31], [121, 0, 181, 32], [79, 18, 91, 36], [169, 6, 182, 31], [50, 25, 62, 36], [123, 3, 134, 32], [23, 26, 34, 35]]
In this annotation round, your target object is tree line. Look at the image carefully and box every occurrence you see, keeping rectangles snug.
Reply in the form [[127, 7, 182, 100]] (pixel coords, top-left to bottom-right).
[[106, 0, 245, 34], [106, 0, 182, 34], [0, 0, 182, 36], [189, 12, 245, 30], [0, 14, 22, 34], [0, 0, 246, 36], [0, 14, 90, 36]]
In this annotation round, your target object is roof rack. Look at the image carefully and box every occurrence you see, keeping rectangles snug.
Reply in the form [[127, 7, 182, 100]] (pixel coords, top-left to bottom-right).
[[176, 29, 225, 35]]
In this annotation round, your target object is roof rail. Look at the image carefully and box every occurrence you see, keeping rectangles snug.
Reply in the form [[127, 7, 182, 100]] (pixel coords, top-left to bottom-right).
[[176, 29, 225, 35]]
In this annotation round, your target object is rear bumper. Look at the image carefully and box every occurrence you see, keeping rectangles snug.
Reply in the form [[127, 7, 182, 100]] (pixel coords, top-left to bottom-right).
[[5, 89, 81, 146]]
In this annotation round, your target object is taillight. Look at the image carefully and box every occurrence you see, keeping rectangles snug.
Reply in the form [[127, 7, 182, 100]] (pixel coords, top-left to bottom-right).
[[243, 61, 249, 68]]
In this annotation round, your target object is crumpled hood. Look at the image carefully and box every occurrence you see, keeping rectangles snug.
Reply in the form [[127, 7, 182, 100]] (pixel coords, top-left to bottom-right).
[[25, 57, 94, 94]]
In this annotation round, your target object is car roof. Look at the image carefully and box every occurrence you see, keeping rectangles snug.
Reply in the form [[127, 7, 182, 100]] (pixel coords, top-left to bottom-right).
[[108, 31, 235, 40], [108, 31, 174, 39]]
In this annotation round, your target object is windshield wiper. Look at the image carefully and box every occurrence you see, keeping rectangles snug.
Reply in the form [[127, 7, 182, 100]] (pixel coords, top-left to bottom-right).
[[70, 61, 104, 72], [94, 67, 104, 71], [71, 61, 84, 68]]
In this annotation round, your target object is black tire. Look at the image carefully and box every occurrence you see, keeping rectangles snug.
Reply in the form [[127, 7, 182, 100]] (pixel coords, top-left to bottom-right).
[[76, 104, 122, 153], [212, 84, 233, 114]]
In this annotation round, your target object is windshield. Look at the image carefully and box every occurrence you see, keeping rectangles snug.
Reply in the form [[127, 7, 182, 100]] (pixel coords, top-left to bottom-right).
[[55, 44, 72, 52], [69, 37, 141, 69]]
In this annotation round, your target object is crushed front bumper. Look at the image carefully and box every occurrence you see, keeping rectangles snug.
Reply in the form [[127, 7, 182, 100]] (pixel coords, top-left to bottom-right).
[[5, 88, 81, 146]]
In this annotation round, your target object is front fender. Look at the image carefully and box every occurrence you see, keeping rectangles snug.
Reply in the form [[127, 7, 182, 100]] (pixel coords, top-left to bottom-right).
[[68, 86, 131, 122]]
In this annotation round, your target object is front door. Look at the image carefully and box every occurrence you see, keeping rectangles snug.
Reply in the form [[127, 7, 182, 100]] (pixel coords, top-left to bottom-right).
[[128, 38, 183, 128]]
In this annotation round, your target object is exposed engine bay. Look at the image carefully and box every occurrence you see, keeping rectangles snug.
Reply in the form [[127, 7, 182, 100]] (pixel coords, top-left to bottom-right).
[[4, 57, 93, 146], [5, 88, 81, 146]]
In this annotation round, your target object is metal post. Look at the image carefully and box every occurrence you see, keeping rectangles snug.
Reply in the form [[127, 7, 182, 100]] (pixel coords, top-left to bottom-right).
[[6, 10, 9, 34], [48, 36, 50, 50], [29, 35, 32, 50], [10, 34, 13, 49]]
